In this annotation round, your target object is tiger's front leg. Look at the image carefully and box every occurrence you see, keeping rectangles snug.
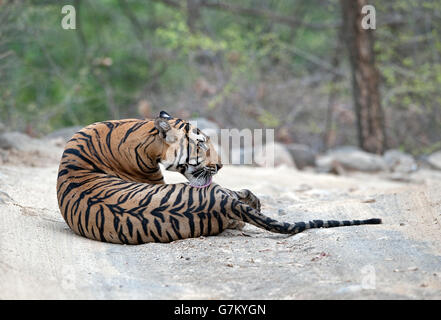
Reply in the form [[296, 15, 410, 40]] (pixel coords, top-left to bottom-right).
[[223, 188, 261, 230]]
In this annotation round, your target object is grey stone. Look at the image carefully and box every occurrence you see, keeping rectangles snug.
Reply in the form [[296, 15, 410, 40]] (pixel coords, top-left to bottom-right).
[[383, 149, 418, 173], [316, 146, 388, 172], [285, 143, 316, 169], [0, 134, 14, 149], [44, 126, 83, 143], [0, 131, 63, 160], [254, 142, 296, 168], [427, 151, 441, 171]]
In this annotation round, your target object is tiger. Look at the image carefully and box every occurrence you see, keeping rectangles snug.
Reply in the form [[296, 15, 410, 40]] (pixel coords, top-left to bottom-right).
[[56, 110, 382, 244]]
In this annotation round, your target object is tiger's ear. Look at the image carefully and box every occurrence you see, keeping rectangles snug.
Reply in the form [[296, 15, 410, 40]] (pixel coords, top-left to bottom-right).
[[159, 110, 172, 119], [155, 116, 177, 143]]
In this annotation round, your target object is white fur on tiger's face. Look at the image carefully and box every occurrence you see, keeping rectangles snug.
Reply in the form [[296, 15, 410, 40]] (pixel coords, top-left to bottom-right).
[[156, 111, 222, 187]]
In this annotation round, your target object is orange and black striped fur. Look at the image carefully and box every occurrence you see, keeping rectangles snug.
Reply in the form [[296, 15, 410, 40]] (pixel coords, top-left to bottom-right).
[[56, 111, 381, 244]]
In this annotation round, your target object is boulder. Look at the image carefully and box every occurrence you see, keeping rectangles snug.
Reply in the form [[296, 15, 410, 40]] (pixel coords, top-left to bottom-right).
[[427, 151, 441, 171], [227, 143, 296, 168], [254, 142, 296, 168], [0, 134, 13, 149], [229, 146, 254, 166], [0, 131, 62, 157], [316, 146, 387, 173], [285, 143, 316, 169], [44, 126, 83, 143], [383, 149, 418, 173]]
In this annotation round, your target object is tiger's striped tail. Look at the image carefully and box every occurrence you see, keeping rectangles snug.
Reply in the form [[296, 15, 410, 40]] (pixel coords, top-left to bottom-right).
[[232, 200, 382, 235], [287, 218, 382, 234]]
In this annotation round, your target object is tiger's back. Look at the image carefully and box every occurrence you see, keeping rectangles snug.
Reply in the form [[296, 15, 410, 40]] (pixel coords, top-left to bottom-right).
[[57, 118, 236, 244]]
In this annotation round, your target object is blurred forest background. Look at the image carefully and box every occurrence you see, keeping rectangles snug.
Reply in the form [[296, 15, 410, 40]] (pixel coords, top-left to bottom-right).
[[1, 0, 441, 156]]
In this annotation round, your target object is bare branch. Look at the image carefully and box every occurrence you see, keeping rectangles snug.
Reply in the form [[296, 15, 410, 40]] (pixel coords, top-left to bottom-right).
[[0, 50, 14, 60]]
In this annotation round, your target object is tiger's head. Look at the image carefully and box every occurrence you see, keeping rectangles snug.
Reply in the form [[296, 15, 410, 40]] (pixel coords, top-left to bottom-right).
[[155, 111, 222, 187]]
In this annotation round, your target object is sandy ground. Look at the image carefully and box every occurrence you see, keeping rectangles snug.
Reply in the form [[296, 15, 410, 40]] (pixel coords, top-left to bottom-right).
[[1, 145, 441, 299]]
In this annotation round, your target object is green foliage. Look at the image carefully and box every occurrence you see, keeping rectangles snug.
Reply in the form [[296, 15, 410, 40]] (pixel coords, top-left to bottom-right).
[[372, 0, 441, 153], [0, 0, 336, 132], [258, 110, 280, 128]]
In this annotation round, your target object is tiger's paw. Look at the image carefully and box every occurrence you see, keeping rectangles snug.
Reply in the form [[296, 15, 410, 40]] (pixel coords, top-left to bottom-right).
[[236, 189, 261, 211]]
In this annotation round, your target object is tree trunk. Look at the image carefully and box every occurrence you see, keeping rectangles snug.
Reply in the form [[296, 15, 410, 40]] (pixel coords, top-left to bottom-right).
[[186, 0, 200, 32], [341, 0, 386, 154]]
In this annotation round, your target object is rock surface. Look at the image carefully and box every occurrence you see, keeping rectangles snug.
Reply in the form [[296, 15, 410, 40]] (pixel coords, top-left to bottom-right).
[[0, 132, 64, 166], [285, 143, 316, 169], [384, 149, 418, 173], [254, 142, 296, 168], [427, 151, 441, 171], [0, 131, 63, 166], [44, 126, 83, 143], [316, 146, 388, 173]]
